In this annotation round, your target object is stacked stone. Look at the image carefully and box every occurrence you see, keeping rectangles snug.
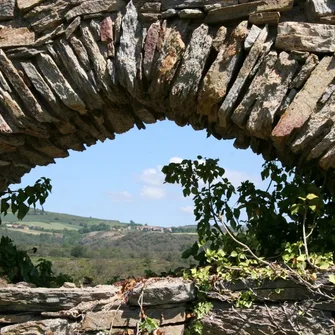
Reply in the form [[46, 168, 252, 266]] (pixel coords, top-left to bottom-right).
[[1, 277, 335, 334], [0, 278, 194, 334], [0, 0, 334, 189]]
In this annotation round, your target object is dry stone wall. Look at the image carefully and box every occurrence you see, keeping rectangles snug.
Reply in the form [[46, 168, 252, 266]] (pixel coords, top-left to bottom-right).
[[1, 277, 335, 334], [0, 0, 334, 187]]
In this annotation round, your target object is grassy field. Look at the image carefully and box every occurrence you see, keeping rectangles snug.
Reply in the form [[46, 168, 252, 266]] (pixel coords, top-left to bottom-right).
[[6, 228, 54, 235], [9, 221, 78, 230], [2, 208, 127, 232]]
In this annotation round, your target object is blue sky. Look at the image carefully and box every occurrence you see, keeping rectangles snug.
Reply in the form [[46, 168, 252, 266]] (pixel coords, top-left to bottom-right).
[[17, 120, 266, 227]]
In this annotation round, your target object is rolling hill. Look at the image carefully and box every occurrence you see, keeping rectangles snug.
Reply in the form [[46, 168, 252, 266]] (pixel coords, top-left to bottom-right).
[[1, 208, 129, 233]]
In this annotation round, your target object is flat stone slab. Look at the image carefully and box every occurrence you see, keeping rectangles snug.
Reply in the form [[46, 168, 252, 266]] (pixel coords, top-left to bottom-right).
[[0, 27, 35, 48], [0, 285, 121, 312], [128, 278, 195, 306], [82, 304, 187, 330], [0, 0, 15, 19], [276, 21, 335, 53], [202, 301, 334, 335], [272, 55, 335, 142]]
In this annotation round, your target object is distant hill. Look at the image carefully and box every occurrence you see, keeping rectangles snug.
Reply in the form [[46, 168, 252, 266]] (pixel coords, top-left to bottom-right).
[[1, 208, 128, 232], [1, 208, 197, 235]]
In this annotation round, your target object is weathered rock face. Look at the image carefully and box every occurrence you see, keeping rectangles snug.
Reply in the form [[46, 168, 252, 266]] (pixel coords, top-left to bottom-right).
[[1, 277, 335, 334], [0, 0, 334, 188]]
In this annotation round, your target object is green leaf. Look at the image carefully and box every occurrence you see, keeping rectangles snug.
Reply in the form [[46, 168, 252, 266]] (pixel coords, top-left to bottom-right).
[[17, 203, 30, 220], [290, 204, 299, 215], [296, 254, 306, 262], [328, 274, 335, 285], [319, 262, 331, 270], [306, 193, 318, 200], [309, 205, 317, 211]]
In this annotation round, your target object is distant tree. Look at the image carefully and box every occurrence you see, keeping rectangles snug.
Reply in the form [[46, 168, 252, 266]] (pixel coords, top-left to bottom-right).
[[70, 245, 86, 258]]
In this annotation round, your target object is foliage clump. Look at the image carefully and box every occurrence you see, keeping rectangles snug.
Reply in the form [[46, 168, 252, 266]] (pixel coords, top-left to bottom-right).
[[162, 157, 335, 332], [162, 157, 335, 269], [0, 178, 72, 287]]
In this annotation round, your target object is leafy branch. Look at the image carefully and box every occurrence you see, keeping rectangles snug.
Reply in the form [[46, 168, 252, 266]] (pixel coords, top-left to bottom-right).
[[0, 177, 52, 222]]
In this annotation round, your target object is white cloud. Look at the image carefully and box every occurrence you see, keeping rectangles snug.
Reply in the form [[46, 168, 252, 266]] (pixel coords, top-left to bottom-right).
[[106, 191, 133, 202], [169, 156, 183, 164], [224, 169, 261, 187], [139, 167, 164, 186], [180, 206, 194, 214], [140, 185, 166, 200]]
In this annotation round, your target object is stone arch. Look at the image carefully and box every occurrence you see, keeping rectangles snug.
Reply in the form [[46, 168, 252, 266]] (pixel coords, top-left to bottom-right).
[[0, 0, 335, 189]]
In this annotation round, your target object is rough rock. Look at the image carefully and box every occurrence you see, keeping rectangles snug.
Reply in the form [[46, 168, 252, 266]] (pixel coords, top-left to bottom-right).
[[161, 8, 179, 18], [65, 0, 126, 21], [143, 21, 161, 80], [205, 1, 264, 23], [244, 24, 261, 51], [16, 0, 45, 12], [289, 53, 319, 89], [1, 318, 76, 335], [291, 87, 335, 159], [0, 285, 121, 312], [140, 2, 161, 12], [178, 8, 205, 18], [0, 28, 35, 48], [69, 36, 91, 71], [21, 62, 69, 120], [80, 23, 120, 103], [0, 87, 30, 132], [257, 0, 293, 12], [0, 70, 11, 92], [169, 24, 212, 123], [198, 21, 249, 123], [104, 105, 135, 134], [0, 0, 15, 19], [202, 301, 334, 335], [139, 12, 160, 22], [161, 0, 204, 10], [0, 50, 54, 123], [149, 25, 186, 107], [24, 2, 69, 34], [245, 52, 299, 139], [319, 14, 335, 23], [6, 47, 43, 59], [82, 305, 186, 330], [128, 278, 195, 306], [212, 26, 227, 51], [64, 16, 81, 39], [306, 0, 335, 20], [116, 1, 142, 94], [100, 16, 114, 42], [54, 39, 103, 110], [36, 53, 87, 114], [276, 22, 335, 53], [218, 25, 270, 128], [204, 0, 238, 11], [272, 55, 335, 142], [249, 11, 280, 25]]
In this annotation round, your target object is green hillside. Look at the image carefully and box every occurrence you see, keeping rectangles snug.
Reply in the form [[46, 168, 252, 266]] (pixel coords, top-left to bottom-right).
[[2, 208, 127, 232], [0, 225, 197, 284]]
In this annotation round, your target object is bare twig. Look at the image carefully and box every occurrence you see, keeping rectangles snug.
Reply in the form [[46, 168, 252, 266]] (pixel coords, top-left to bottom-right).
[[301, 208, 327, 272]]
